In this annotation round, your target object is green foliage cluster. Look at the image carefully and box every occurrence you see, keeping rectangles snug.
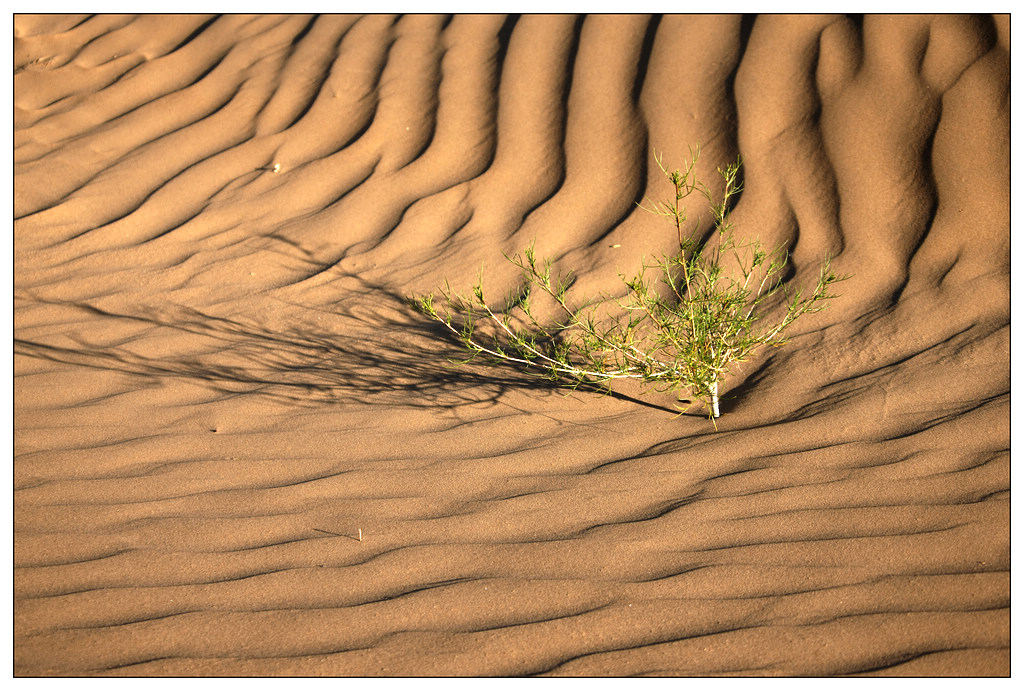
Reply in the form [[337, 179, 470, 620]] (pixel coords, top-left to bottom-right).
[[412, 146, 845, 424]]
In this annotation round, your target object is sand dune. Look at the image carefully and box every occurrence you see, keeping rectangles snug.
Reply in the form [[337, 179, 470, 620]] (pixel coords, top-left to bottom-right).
[[14, 14, 1009, 676]]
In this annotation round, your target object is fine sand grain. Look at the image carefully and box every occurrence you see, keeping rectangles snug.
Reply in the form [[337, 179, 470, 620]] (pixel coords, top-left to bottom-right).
[[14, 14, 1009, 676]]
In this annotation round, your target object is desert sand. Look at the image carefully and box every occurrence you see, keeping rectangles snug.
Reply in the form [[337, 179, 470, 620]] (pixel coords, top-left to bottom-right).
[[14, 14, 1009, 676]]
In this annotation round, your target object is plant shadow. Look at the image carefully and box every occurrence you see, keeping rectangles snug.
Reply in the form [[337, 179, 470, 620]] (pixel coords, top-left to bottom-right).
[[14, 282, 684, 418]]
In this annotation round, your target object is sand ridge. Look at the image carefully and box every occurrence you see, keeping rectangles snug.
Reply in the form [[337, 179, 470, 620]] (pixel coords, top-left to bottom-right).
[[14, 14, 1009, 676]]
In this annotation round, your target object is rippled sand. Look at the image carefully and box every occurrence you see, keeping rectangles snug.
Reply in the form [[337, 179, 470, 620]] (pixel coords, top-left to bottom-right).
[[14, 14, 1009, 676]]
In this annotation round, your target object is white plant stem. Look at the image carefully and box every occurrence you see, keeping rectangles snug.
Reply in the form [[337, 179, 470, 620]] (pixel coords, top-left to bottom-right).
[[711, 380, 720, 418]]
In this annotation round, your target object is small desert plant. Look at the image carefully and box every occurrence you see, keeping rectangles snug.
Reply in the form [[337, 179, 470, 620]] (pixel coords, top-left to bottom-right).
[[412, 146, 845, 424]]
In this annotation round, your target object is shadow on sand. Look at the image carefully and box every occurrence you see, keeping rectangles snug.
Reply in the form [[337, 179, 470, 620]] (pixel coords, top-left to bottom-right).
[[15, 284, 690, 418]]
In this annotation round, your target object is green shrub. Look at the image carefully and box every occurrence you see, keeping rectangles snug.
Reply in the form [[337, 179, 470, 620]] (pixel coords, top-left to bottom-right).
[[412, 146, 846, 425]]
